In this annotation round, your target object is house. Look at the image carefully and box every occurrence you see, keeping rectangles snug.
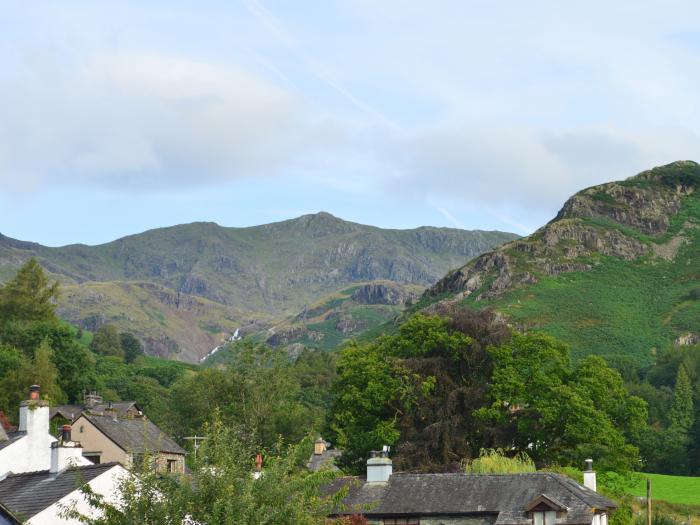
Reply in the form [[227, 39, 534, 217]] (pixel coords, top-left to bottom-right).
[[0, 425, 127, 525], [327, 451, 617, 525], [307, 437, 341, 472], [0, 386, 91, 478], [50, 392, 143, 429], [72, 412, 186, 473]]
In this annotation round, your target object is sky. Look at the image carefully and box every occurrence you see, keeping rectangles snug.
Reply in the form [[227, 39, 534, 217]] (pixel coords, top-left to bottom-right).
[[2, 1, 700, 246]]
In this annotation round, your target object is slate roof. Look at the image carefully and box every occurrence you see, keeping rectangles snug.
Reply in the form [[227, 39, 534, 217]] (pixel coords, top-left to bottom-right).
[[308, 449, 342, 472], [0, 463, 119, 521], [0, 432, 25, 453], [328, 472, 617, 525], [50, 401, 142, 421], [49, 404, 84, 421], [82, 414, 185, 455]]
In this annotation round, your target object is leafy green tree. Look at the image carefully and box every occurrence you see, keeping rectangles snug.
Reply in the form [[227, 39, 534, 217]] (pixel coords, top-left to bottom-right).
[[167, 343, 323, 446], [62, 417, 341, 525], [119, 332, 144, 363], [90, 325, 124, 358], [479, 334, 645, 471], [0, 339, 66, 416], [0, 259, 59, 325]]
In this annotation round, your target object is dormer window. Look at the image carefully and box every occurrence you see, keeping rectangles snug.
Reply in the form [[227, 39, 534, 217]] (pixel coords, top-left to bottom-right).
[[524, 494, 567, 525]]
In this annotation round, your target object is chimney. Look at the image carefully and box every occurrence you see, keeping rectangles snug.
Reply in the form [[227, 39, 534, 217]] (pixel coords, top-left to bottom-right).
[[18, 385, 49, 435], [16, 385, 51, 472], [314, 438, 326, 456], [253, 453, 263, 480], [104, 403, 118, 422], [367, 446, 392, 484], [50, 425, 83, 474], [84, 391, 103, 408], [583, 459, 596, 492]]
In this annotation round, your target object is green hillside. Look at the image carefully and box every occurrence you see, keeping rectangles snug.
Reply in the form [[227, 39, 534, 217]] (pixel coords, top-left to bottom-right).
[[426, 161, 700, 365], [253, 280, 423, 354], [0, 213, 516, 361]]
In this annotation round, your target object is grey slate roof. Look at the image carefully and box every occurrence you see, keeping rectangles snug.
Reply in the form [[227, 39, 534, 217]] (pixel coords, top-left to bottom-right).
[[83, 414, 185, 455], [51, 401, 142, 421], [0, 432, 25, 453], [308, 449, 342, 472], [0, 463, 118, 521], [49, 404, 84, 421], [328, 472, 617, 525]]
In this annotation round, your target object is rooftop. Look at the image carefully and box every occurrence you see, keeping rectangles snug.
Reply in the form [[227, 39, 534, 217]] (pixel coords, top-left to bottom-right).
[[0, 432, 26, 453], [0, 463, 119, 521], [327, 472, 616, 525], [82, 414, 185, 455]]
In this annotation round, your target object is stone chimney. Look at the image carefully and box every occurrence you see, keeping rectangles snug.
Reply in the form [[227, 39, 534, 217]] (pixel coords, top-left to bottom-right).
[[50, 425, 83, 474], [314, 437, 327, 456], [367, 446, 392, 484], [84, 391, 103, 408], [583, 459, 596, 492]]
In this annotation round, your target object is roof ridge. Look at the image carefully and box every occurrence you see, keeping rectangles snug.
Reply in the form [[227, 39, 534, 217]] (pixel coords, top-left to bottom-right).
[[4, 462, 120, 479], [544, 472, 602, 508]]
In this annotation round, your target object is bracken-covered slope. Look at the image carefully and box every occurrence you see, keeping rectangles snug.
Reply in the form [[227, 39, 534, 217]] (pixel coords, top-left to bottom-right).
[[426, 161, 700, 365], [0, 213, 516, 361]]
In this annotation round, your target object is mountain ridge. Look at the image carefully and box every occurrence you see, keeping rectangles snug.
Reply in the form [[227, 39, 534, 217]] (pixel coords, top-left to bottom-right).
[[0, 213, 518, 362]]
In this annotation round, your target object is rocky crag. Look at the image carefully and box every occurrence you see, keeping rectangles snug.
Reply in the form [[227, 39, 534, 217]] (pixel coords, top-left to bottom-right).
[[425, 161, 700, 364]]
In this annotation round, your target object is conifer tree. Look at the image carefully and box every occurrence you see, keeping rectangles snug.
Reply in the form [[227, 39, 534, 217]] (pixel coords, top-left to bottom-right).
[[0, 259, 59, 324], [670, 365, 694, 432]]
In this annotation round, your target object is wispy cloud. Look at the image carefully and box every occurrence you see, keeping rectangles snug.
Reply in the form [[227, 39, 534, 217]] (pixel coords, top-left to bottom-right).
[[241, 0, 402, 132]]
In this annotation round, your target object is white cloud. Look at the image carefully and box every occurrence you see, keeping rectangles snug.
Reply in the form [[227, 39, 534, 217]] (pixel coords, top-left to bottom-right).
[[0, 50, 306, 192]]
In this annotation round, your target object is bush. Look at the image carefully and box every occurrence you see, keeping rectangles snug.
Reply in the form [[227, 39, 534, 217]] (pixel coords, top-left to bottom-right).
[[635, 513, 686, 525], [463, 449, 536, 474]]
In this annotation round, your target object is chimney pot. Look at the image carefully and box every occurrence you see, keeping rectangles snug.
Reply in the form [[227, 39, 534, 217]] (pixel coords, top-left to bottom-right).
[[61, 424, 72, 442], [29, 385, 40, 401], [255, 453, 263, 472]]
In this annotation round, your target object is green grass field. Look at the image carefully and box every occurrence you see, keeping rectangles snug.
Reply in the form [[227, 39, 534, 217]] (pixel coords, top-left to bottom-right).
[[626, 473, 700, 505]]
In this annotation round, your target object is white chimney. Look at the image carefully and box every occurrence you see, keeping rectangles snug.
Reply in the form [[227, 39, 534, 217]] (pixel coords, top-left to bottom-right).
[[583, 459, 596, 492], [51, 425, 84, 474], [367, 447, 392, 484], [18, 385, 49, 436]]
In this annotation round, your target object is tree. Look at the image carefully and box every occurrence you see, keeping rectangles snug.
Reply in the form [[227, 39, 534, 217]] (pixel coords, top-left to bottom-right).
[[0, 339, 66, 416], [90, 325, 124, 358], [119, 332, 144, 363], [670, 365, 694, 432], [0, 259, 59, 325], [479, 335, 646, 471], [62, 417, 341, 525]]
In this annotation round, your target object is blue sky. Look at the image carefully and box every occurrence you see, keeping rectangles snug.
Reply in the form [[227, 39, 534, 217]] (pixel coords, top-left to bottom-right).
[[2, 1, 700, 246]]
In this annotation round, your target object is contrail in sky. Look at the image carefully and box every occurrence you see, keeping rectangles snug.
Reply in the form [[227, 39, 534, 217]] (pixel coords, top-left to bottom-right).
[[242, 0, 402, 132]]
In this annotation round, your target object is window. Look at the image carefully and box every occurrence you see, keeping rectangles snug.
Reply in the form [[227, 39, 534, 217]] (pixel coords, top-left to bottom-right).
[[382, 519, 419, 525], [83, 453, 101, 464], [533, 511, 556, 525]]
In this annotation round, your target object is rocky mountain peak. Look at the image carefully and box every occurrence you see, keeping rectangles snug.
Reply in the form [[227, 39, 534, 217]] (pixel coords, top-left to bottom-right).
[[427, 161, 700, 303]]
